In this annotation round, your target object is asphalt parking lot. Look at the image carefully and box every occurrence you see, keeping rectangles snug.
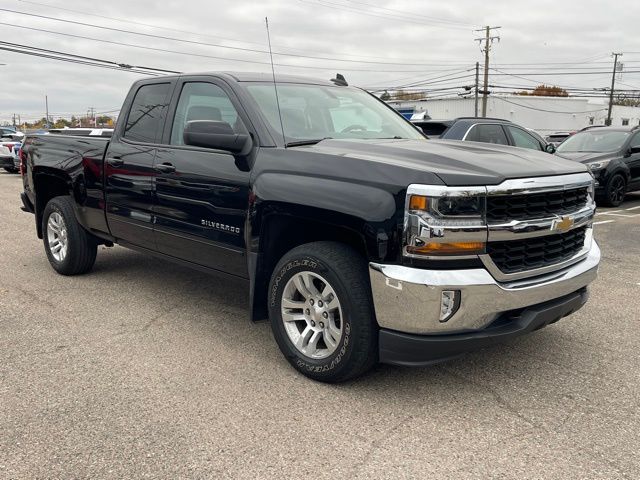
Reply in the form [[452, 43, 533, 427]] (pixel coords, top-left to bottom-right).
[[1, 171, 639, 479]]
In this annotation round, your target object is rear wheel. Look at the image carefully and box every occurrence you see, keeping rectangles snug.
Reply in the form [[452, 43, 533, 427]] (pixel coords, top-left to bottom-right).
[[268, 242, 377, 382], [602, 173, 626, 207], [3, 167, 18, 173], [43, 196, 97, 275]]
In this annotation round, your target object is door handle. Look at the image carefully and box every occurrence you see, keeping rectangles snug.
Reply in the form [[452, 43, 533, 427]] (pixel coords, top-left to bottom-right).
[[155, 162, 176, 173], [106, 156, 124, 167]]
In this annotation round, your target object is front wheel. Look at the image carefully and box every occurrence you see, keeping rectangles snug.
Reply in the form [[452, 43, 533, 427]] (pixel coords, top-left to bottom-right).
[[3, 166, 18, 173], [268, 242, 378, 382], [42, 196, 98, 275], [602, 173, 626, 207]]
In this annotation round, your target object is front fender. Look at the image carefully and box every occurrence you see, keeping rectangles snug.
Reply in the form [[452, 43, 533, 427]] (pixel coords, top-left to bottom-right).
[[252, 172, 402, 262]]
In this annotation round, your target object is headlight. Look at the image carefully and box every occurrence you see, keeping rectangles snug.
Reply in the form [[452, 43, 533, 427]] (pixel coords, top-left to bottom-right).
[[410, 194, 483, 218], [586, 159, 611, 171], [405, 186, 487, 257]]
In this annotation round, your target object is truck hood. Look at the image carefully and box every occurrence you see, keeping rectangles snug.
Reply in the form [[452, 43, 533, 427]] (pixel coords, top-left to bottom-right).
[[305, 138, 587, 186]]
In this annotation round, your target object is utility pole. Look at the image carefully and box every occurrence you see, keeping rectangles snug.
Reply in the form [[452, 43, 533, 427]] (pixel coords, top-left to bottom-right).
[[45, 95, 50, 128], [606, 52, 623, 126], [475, 26, 501, 117], [474, 62, 479, 117], [12, 113, 16, 128]]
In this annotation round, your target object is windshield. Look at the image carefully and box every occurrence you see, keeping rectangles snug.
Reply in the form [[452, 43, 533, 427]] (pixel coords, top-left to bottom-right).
[[556, 130, 630, 153], [245, 83, 425, 143]]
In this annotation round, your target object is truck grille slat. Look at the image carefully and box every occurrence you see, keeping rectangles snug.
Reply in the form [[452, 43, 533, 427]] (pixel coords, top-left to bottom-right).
[[487, 227, 587, 274], [487, 187, 589, 222]]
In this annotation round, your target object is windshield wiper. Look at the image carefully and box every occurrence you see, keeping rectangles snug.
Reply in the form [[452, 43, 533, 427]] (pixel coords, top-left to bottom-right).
[[285, 137, 332, 147]]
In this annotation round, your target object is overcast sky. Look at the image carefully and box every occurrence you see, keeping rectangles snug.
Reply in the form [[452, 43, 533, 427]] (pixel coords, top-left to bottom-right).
[[1, 0, 640, 124]]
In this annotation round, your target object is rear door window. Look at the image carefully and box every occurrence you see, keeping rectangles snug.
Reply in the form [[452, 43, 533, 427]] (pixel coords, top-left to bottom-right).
[[123, 83, 171, 143], [465, 124, 509, 145], [416, 122, 450, 137], [507, 126, 544, 151]]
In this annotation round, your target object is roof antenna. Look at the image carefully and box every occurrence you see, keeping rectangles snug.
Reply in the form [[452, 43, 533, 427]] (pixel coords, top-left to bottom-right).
[[331, 73, 348, 86], [265, 17, 287, 147]]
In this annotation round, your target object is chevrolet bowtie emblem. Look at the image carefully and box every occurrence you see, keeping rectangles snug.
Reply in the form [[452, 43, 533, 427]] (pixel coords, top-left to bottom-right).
[[552, 216, 575, 233]]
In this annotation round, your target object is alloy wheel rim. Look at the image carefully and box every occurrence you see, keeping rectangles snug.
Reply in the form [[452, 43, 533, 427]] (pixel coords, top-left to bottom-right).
[[281, 271, 343, 360], [47, 212, 68, 262], [610, 177, 625, 203]]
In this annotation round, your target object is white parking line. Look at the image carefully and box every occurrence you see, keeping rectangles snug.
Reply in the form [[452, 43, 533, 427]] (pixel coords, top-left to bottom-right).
[[604, 213, 640, 218], [593, 220, 615, 225], [596, 210, 623, 216], [626, 206, 640, 211]]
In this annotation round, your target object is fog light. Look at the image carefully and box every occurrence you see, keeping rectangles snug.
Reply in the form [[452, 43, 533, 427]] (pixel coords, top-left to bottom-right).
[[440, 290, 460, 322]]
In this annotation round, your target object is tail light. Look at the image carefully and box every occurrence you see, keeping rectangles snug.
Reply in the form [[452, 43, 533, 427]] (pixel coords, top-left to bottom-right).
[[19, 149, 26, 176]]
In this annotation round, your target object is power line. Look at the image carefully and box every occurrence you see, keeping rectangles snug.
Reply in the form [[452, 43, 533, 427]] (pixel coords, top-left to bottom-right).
[[16, 0, 473, 64], [0, 8, 475, 66], [366, 69, 475, 91], [493, 97, 607, 114], [491, 68, 640, 76], [0, 42, 167, 76], [341, 0, 476, 26], [364, 68, 474, 89], [296, 0, 474, 29], [1, 23, 479, 74], [0, 40, 179, 74]]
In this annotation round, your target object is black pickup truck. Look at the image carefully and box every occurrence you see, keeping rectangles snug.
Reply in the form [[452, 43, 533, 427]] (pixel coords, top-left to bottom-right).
[[20, 72, 600, 382]]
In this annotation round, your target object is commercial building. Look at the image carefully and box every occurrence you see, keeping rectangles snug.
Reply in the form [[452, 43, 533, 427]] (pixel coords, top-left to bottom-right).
[[387, 95, 640, 134]]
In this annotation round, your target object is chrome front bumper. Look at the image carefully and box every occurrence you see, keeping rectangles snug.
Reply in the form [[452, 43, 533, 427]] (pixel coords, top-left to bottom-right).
[[369, 241, 600, 335]]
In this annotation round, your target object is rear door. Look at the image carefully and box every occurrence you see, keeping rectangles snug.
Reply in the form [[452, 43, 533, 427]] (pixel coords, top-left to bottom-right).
[[104, 80, 174, 247], [152, 77, 252, 278], [505, 125, 546, 152]]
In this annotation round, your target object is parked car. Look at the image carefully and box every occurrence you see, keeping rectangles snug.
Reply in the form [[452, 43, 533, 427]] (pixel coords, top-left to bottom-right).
[[413, 117, 556, 153], [0, 126, 25, 139], [0, 144, 15, 172], [21, 72, 599, 382], [555, 126, 640, 206], [0, 131, 21, 173], [545, 131, 574, 147]]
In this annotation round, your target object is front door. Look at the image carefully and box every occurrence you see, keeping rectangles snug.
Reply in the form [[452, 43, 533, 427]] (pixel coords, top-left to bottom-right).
[[152, 80, 252, 278], [625, 131, 640, 188], [105, 81, 173, 247]]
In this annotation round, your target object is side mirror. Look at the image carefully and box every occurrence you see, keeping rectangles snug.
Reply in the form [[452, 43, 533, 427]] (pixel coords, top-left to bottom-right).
[[183, 120, 250, 154], [545, 143, 556, 154], [629, 145, 640, 155]]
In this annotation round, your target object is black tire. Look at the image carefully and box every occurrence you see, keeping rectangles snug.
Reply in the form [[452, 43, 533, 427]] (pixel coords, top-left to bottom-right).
[[601, 173, 627, 207], [268, 241, 377, 383], [3, 167, 18, 173], [42, 196, 98, 275]]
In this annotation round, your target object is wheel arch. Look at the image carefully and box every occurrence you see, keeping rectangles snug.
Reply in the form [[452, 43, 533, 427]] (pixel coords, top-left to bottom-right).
[[249, 204, 400, 322], [33, 168, 74, 239]]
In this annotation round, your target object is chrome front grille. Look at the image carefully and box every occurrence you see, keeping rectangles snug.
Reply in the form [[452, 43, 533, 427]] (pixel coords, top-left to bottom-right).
[[486, 187, 589, 222], [481, 173, 596, 280]]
